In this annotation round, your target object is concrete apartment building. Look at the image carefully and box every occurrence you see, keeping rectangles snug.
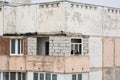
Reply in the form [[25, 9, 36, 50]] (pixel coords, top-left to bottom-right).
[[0, 0, 120, 80]]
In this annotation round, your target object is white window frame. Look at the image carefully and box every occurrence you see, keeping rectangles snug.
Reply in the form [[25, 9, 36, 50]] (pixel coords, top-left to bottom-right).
[[72, 74, 82, 80], [33, 72, 57, 80], [71, 38, 83, 55], [0, 72, 25, 80], [10, 39, 23, 55]]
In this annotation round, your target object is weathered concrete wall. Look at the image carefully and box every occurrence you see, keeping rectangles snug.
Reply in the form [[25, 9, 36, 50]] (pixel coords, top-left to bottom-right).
[[103, 8, 120, 37], [12, 0, 31, 4], [90, 70, 102, 80], [26, 56, 89, 73], [115, 38, 120, 66], [27, 37, 37, 55], [4, 2, 120, 37], [89, 37, 102, 67], [4, 6, 16, 34], [9, 56, 25, 71], [64, 56, 89, 73], [15, 2, 66, 34], [103, 68, 120, 80], [0, 8, 3, 36], [103, 38, 114, 67], [0, 56, 8, 70], [66, 3, 103, 36], [49, 36, 71, 56]]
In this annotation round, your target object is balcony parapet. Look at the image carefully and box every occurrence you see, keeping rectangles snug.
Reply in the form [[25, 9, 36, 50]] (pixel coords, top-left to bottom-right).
[[0, 55, 89, 73]]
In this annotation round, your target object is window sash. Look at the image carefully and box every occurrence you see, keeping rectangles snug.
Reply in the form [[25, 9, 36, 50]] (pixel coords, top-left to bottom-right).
[[10, 39, 23, 55], [2, 72, 25, 80], [33, 73, 57, 80]]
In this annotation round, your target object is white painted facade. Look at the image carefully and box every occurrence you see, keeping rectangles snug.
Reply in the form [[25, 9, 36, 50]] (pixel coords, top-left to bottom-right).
[[3, 1, 120, 37], [89, 70, 102, 80], [89, 37, 102, 67], [0, 7, 3, 36]]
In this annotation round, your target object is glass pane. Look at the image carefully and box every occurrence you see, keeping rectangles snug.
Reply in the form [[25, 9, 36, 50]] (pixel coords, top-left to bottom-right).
[[18, 72, 21, 80], [75, 44, 78, 54], [78, 74, 82, 80], [40, 73, 44, 80], [71, 44, 74, 54], [52, 74, 57, 80], [72, 74, 76, 80], [21, 39, 23, 54], [79, 44, 82, 55], [71, 39, 81, 43], [3, 72, 9, 80], [45, 42, 49, 55], [18, 39, 20, 54], [11, 39, 15, 54], [46, 73, 51, 80], [34, 73, 38, 80], [10, 72, 16, 80], [22, 72, 26, 80]]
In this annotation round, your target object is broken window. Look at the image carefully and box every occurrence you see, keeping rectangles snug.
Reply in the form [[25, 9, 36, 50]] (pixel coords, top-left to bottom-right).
[[33, 72, 57, 80], [2, 72, 25, 80], [72, 74, 82, 80], [71, 39, 82, 55], [10, 39, 23, 55]]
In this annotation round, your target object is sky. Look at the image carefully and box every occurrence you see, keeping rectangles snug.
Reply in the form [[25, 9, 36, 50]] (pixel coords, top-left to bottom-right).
[[1, 0, 120, 8]]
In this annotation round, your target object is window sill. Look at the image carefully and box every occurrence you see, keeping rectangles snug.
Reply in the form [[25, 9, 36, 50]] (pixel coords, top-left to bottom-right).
[[10, 54, 24, 56]]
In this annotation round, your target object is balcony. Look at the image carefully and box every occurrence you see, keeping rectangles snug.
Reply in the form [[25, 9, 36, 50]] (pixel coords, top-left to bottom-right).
[[0, 55, 89, 73]]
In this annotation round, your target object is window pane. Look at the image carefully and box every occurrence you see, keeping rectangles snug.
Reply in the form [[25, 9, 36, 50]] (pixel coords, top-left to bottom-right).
[[11, 39, 15, 54], [10, 72, 16, 80], [40, 73, 44, 80], [34, 73, 38, 80], [22, 72, 26, 80], [79, 44, 82, 55], [21, 39, 23, 54], [45, 42, 49, 55], [72, 74, 76, 80], [78, 74, 82, 80], [46, 73, 51, 80], [3, 72, 9, 80], [52, 74, 57, 80], [71, 39, 81, 43], [18, 39, 21, 54], [18, 72, 21, 80], [71, 44, 73, 54]]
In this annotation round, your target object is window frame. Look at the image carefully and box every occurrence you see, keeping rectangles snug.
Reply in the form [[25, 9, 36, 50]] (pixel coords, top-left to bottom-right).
[[1, 72, 25, 80], [72, 74, 82, 80], [10, 38, 24, 55], [71, 38, 83, 55], [33, 72, 57, 80]]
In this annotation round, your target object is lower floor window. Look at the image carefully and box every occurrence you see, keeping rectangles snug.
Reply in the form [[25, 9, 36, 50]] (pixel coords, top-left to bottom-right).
[[33, 72, 57, 80], [72, 74, 82, 80], [0, 72, 25, 80]]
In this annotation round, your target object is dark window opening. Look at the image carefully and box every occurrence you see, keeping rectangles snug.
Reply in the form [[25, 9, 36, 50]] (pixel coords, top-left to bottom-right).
[[45, 42, 49, 55]]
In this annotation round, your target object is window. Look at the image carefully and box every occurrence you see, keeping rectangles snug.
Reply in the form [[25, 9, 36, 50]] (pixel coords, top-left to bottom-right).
[[33, 72, 57, 80], [2, 72, 26, 80], [45, 42, 49, 55], [72, 74, 82, 80], [71, 39, 82, 55], [10, 39, 23, 55]]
